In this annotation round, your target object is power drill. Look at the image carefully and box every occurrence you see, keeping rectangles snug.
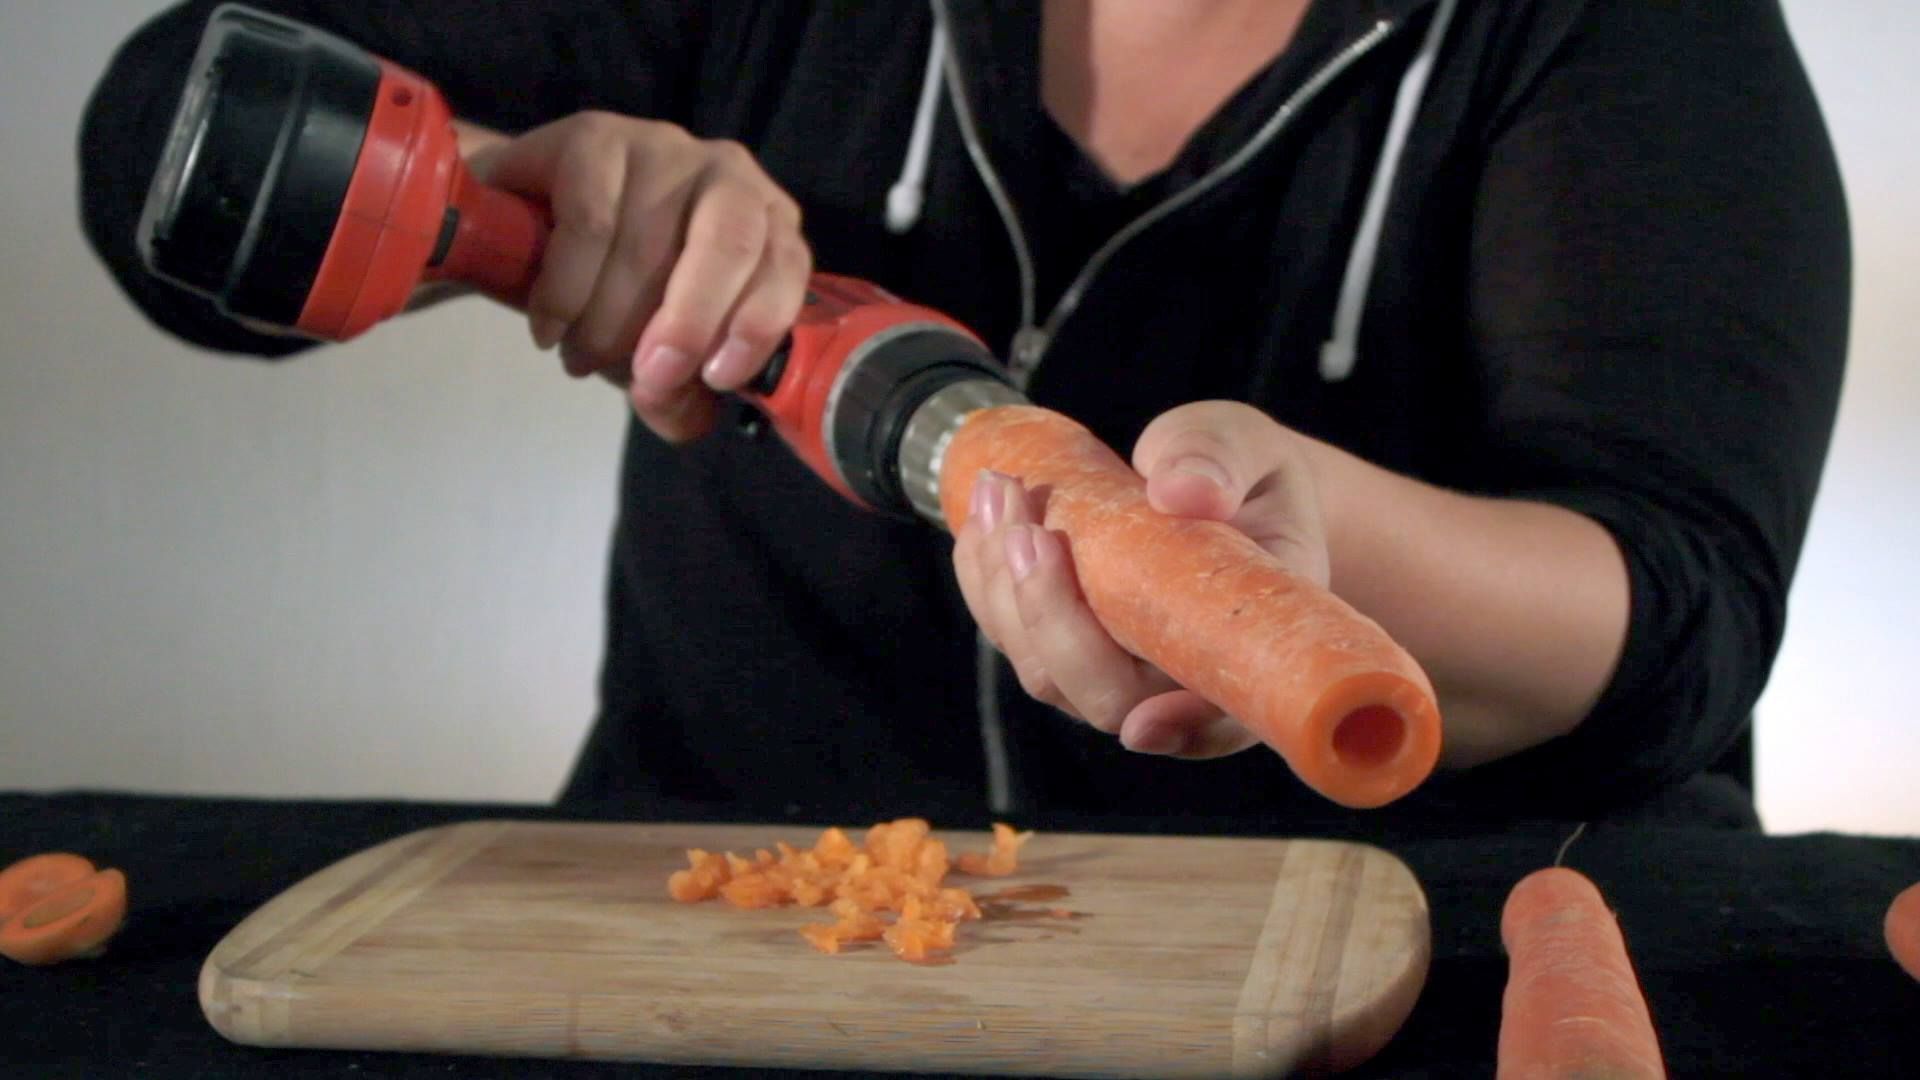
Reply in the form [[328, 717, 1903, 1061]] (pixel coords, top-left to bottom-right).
[[135, 3, 1022, 520]]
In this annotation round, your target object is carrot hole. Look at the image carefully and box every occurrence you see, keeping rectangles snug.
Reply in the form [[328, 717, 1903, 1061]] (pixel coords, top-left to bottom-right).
[[390, 87, 414, 108], [1331, 705, 1405, 769]]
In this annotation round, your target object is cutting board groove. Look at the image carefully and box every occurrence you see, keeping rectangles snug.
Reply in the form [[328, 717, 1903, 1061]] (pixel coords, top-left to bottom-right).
[[201, 821, 1428, 1077]]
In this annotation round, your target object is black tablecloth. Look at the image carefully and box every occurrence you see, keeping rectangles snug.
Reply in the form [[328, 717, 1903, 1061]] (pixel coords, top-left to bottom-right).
[[4, 791, 1918, 1078]]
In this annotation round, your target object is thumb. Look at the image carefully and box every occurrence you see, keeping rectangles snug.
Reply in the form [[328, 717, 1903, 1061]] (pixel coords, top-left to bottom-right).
[[1133, 401, 1329, 584], [1133, 404, 1252, 522], [1133, 400, 1293, 520]]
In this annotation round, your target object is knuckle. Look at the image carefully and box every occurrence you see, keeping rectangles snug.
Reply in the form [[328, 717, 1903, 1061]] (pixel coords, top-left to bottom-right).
[[572, 109, 620, 136], [769, 230, 814, 274], [1014, 662, 1054, 703], [707, 138, 756, 171], [768, 192, 804, 228], [697, 210, 767, 262], [642, 119, 694, 150], [552, 164, 620, 241]]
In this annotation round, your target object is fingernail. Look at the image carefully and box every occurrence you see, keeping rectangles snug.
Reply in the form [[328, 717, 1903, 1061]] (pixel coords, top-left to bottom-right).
[[702, 339, 752, 386], [1125, 725, 1184, 756], [996, 471, 1022, 525], [1168, 456, 1231, 490], [530, 316, 564, 350], [634, 345, 692, 398], [975, 471, 1002, 532], [1004, 525, 1037, 580]]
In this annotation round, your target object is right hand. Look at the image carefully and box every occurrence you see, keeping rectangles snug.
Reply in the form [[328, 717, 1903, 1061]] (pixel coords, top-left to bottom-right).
[[471, 112, 813, 442]]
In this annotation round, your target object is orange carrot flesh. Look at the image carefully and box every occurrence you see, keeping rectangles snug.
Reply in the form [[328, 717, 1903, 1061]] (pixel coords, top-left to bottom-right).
[[673, 820, 1020, 963], [939, 405, 1441, 808], [0, 853, 96, 923], [1885, 881, 1920, 982], [1498, 867, 1665, 1080], [0, 868, 128, 966]]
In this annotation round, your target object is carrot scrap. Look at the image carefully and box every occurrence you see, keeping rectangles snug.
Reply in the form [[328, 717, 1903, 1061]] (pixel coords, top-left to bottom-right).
[[1498, 867, 1665, 1079], [0, 853, 96, 923], [668, 820, 1024, 962], [0, 856, 129, 967], [938, 405, 1444, 809], [1885, 881, 1920, 983], [954, 822, 1031, 877]]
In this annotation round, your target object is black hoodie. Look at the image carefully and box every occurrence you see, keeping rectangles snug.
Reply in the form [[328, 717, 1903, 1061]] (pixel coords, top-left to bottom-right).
[[80, 1, 1848, 829]]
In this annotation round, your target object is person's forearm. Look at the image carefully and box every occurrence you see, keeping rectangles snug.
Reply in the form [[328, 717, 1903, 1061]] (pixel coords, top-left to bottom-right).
[[1301, 436, 1630, 769]]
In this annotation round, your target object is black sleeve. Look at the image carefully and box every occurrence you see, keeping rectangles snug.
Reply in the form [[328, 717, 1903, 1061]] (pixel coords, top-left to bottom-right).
[[77, 0, 705, 358], [1461, 1, 1849, 809]]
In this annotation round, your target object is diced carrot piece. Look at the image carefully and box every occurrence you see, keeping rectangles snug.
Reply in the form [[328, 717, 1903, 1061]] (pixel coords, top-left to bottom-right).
[[799, 923, 843, 955], [837, 912, 885, 942], [665, 820, 1034, 964], [720, 875, 786, 909], [914, 839, 950, 885], [666, 869, 707, 902], [815, 827, 857, 866], [883, 921, 929, 962], [933, 888, 982, 921]]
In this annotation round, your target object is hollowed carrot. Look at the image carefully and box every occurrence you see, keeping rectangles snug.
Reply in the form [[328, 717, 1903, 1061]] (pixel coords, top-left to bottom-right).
[[0, 867, 128, 966], [938, 405, 1442, 808], [0, 853, 97, 922], [1498, 867, 1665, 1079], [1885, 881, 1920, 982]]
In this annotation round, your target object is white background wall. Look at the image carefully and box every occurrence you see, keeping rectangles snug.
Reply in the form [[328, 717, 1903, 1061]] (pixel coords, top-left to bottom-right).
[[1, 1, 1913, 834]]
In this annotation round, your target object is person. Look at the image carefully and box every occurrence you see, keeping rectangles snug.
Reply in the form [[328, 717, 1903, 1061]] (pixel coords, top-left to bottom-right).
[[80, 0, 1849, 830]]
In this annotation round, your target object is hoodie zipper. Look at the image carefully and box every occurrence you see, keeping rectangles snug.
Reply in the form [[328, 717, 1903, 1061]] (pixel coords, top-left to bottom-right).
[[932, 6, 1405, 390]]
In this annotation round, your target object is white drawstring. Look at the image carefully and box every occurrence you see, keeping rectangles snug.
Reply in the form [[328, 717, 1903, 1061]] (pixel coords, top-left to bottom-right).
[[886, 19, 950, 234], [1319, 0, 1459, 382]]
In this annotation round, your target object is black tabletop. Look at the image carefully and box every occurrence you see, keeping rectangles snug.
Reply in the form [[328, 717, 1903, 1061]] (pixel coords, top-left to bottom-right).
[[4, 791, 1918, 1078]]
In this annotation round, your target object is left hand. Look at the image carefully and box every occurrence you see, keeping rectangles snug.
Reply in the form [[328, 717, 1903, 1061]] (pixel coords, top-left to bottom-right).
[[951, 401, 1331, 760]]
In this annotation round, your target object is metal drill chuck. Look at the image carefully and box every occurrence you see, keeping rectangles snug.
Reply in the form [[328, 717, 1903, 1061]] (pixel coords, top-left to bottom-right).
[[896, 377, 1027, 524]]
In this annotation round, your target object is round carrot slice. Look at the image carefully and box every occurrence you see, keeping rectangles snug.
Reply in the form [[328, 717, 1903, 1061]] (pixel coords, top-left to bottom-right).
[[0, 867, 128, 966], [0, 853, 96, 923]]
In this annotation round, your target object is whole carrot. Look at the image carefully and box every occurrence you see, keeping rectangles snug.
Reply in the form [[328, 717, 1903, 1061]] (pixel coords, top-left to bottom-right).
[[1498, 867, 1666, 1080], [1885, 881, 1920, 983], [938, 405, 1441, 808]]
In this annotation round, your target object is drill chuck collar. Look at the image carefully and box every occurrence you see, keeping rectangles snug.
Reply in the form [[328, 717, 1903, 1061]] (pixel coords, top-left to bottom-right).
[[812, 325, 1020, 521]]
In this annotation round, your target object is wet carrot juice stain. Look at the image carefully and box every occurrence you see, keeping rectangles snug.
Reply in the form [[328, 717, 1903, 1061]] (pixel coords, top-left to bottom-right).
[[976, 884, 1085, 924], [978, 884, 1069, 903]]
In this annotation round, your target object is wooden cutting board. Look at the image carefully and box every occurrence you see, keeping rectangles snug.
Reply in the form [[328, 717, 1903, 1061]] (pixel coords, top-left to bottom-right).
[[200, 821, 1429, 1078]]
